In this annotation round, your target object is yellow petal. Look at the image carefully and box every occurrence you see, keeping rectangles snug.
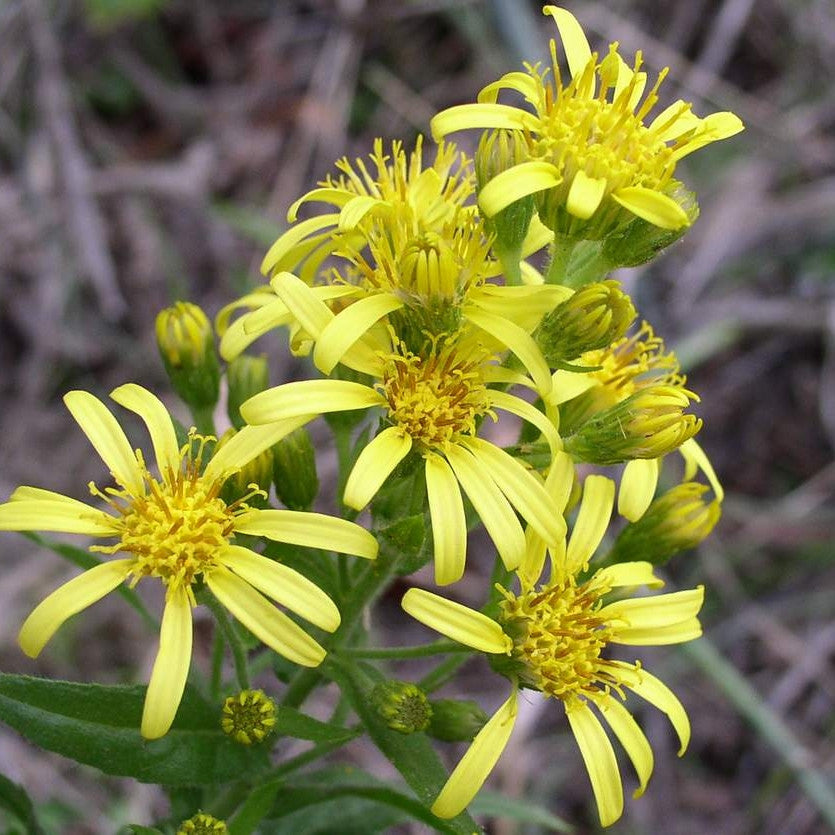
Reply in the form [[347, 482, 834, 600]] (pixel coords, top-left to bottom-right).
[[338, 195, 384, 230], [679, 438, 724, 501], [464, 306, 552, 395], [565, 475, 615, 574], [478, 71, 540, 105], [464, 438, 565, 545], [287, 187, 353, 222], [430, 103, 538, 142], [64, 391, 143, 495], [600, 586, 704, 631], [203, 416, 313, 482], [548, 369, 598, 405], [343, 427, 412, 510], [233, 509, 379, 560], [260, 214, 339, 276], [595, 694, 654, 798], [0, 496, 118, 536], [424, 454, 467, 586], [215, 288, 276, 336], [313, 293, 403, 375], [432, 690, 518, 819], [402, 588, 511, 654], [618, 458, 660, 522], [487, 389, 562, 456], [612, 187, 689, 230], [141, 587, 192, 739], [219, 545, 340, 632], [110, 384, 180, 477], [18, 559, 133, 658], [444, 445, 526, 571], [648, 100, 699, 141], [241, 380, 384, 426], [611, 618, 703, 646], [219, 303, 290, 361], [206, 566, 325, 667], [543, 6, 593, 79], [469, 284, 571, 331], [614, 662, 691, 755], [566, 170, 607, 220], [477, 161, 562, 218], [565, 698, 624, 827], [593, 561, 664, 590]]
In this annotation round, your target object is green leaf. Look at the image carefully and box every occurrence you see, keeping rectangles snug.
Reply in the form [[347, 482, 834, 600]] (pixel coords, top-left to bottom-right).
[[125, 827, 165, 835], [229, 782, 280, 835], [0, 675, 269, 786], [0, 773, 44, 834], [326, 660, 479, 835], [272, 706, 358, 745], [375, 514, 430, 575], [470, 790, 573, 832]]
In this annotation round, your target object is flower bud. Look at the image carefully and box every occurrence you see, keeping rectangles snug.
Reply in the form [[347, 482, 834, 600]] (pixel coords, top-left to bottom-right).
[[601, 181, 699, 268], [155, 302, 220, 411], [536, 281, 636, 366], [272, 427, 319, 511], [220, 688, 277, 745], [426, 698, 488, 742], [607, 482, 720, 566], [176, 813, 228, 835], [226, 354, 269, 430], [215, 429, 272, 508], [371, 679, 432, 734], [564, 385, 702, 464], [476, 129, 533, 284]]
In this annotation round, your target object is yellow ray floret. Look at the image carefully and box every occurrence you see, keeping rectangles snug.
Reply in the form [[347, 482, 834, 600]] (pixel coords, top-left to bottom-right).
[[401, 472, 703, 826], [431, 6, 743, 236], [0, 384, 378, 739]]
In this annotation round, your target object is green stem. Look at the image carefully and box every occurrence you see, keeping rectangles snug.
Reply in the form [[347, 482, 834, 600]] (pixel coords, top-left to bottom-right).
[[544, 234, 576, 285], [338, 641, 471, 660], [203, 591, 250, 691], [210, 629, 224, 701], [419, 654, 471, 694]]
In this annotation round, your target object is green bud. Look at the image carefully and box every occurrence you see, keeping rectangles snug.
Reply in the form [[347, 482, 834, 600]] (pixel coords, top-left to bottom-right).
[[601, 181, 699, 268], [176, 812, 228, 835], [272, 426, 318, 511], [536, 280, 636, 366], [607, 482, 721, 566], [227, 354, 270, 430], [426, 698, 488, 742], [220, 688, 277, 745], [371, 680, 432, 734], [476, 130, 533, 284], [215, 428, 272, 507], [564, 386, 702, 464], [156, 302, 220, 411]]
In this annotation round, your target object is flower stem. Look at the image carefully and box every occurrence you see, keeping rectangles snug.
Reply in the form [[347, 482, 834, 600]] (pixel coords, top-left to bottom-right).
[[338, 641, 470, 660], [203, 591, 250, 691]]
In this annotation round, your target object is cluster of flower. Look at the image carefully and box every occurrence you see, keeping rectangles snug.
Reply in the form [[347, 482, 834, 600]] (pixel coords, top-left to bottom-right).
[[0, 7, 740, 829]]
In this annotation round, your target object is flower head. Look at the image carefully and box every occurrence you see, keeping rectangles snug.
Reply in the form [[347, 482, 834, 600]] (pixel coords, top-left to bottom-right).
[[241, 324, 565, 585], [0, 384, 377, 738], [402, 463, 704, 825], [432, 6, 743, 238], [177, 813, 228, 835], [221, 689, 277, 745]]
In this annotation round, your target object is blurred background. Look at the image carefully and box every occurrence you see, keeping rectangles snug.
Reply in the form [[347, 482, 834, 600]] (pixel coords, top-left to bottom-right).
[[0, 0, 833, 832]]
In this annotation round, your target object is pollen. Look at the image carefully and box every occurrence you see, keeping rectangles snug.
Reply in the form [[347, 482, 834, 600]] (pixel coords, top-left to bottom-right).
[[91, 433, 257, 594], [498, 576, 617, 700], [379, 339, 494, 451]]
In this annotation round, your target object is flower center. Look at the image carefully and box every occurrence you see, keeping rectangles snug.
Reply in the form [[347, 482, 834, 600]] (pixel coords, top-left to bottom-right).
[[92, 434, 248, 592], [379, 340, 493, 450], [497, 577, 616, 700]]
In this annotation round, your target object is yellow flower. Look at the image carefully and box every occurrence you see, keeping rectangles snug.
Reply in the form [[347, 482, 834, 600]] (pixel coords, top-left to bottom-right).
[[0, 384, 377, 739], [221, 689, 277, 745], [241, 319, 564, 585], [402, 462, 703, 825], [431, 6, 743, 236]]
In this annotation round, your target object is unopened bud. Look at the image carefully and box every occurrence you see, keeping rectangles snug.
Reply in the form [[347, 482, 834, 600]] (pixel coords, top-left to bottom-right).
[[272, 427, 319, 511], [176, 813, 228, 835], [220, 689, 277, 745], [476, 130, 533, 284], [426, 698, 488, 742], [227, 354, 269, 430], [608, 482, 720, 566], [371, 680, 432, 734], [536, 281, 636, 365], [155, 302, 220, 411], [565, 386, 702, 464], [601, 181, 699, 268], [215, 429, 272, 507]]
